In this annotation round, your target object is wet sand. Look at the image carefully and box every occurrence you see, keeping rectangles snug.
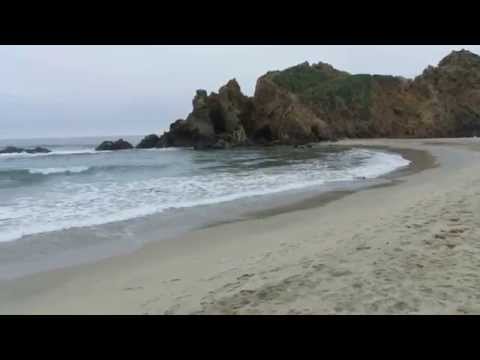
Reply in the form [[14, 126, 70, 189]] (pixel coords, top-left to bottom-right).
[[1, 138, 480, 314]]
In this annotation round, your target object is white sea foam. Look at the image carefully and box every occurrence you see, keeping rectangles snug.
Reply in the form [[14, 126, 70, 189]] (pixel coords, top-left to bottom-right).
[[28, 166, 90, 175], [0, 148, 410, 242], [141, 147, 187, 152], [345, 149, 410, 178], [48, 149, 100, 155], [0, 149, 101, 159]]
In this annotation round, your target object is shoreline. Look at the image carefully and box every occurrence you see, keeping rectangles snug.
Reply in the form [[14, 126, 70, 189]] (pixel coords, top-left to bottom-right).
[[1, 138, 479, 314], [245, 145, 436, 219], [0, 143, 420, 280]]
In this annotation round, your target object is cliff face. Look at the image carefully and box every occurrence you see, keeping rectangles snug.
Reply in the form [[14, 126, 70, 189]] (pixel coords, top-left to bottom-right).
[[406, 50, 480, 137], [251, 73, 332, 144], [265, 49, 480, 139], [145, 49, 480, 149]]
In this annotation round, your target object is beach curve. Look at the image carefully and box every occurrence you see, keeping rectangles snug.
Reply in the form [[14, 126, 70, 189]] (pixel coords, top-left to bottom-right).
[[1, 138, 480, 314]]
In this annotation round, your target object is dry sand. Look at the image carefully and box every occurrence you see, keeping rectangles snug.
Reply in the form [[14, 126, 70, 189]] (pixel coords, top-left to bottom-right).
[[1, 138, 480, 314]]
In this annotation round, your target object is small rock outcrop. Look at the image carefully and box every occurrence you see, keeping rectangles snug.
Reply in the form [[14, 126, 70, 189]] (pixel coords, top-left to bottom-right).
[[0, 146, 24, 154], [95, 139, 133, 151], [0, 146, 51, 154], [136, 134, 161, 149], [25, 147, 51, 154]]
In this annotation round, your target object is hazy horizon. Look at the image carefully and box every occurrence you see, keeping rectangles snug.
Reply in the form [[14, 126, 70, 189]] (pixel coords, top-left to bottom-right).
[[2, 45, 480, 140]]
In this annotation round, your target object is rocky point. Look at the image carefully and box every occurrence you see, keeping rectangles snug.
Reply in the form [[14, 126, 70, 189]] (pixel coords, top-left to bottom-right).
[[135, 49, 480, 150]]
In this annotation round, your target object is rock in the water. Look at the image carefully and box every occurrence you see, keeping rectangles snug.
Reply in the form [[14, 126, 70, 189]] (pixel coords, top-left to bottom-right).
[[0, 146, 51, 154], [95, 139, 133, 151], [0, 146, 24, 154], [136, 134, 161, 149], [25, 147, 51, 154]]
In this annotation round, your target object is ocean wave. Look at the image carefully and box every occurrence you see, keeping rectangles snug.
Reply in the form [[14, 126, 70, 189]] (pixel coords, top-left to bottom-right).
[[141, 147, 188, 152], [0, 166, 91, 181], [48, 149, 100, 155], [28, 166, 91, 175], [0, 163, 170, 182], [0, 147, 411, 242], [0, 147, 185, 159], [0, 149, 103, 159]]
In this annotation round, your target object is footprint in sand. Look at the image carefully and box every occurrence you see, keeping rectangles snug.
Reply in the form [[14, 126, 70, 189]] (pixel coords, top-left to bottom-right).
[[329, 269, 353, 277], [393, 301, 411, 312], [356, 245, 372, 251], [449, 228, 466, 234], [301, 259, 314, 269], [123, 286, 144, 291], [352, 282, 363, 289], [312, 263, 326, 271], [237, 273, 255, 280]]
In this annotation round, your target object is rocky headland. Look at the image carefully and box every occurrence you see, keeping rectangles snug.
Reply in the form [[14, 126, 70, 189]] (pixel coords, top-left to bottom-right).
[[103, 49, 480, 151]]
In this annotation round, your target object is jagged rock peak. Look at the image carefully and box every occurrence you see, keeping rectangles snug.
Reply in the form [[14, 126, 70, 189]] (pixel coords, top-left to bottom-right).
[[218, 79, 246, 99], [220, 78, 241, 91], [416, 49, 480, 82], [311, 61, 344, 73], [438, 49, 480, 68], [193, 89, 208, 109], [283, 60, 346, 74]]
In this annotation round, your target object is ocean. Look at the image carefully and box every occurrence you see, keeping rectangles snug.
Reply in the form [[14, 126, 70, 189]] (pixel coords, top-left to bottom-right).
[[0, 136, 410, 244]]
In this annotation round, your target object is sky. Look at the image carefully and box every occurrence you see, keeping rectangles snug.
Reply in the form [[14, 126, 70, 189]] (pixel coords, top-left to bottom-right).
[[1, 45, 480, 139]]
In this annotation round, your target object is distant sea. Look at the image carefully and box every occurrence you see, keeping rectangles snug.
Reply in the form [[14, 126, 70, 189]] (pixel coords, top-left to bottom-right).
[[0, 136, 410, 243]]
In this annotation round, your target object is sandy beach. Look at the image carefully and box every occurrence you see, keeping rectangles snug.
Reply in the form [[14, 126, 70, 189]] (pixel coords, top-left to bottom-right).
[[1, 138, 480, 314]]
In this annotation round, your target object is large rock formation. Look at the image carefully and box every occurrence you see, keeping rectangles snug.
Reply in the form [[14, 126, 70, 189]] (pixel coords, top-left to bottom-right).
[[263, 49, 480, 139], [152, 79, 254, 149], [147, 49, 480, 149], [252, 68, 333, 144]]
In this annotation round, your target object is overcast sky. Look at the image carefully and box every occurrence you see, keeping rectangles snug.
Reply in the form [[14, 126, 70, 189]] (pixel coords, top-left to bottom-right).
[[1, 45, 480, 139]]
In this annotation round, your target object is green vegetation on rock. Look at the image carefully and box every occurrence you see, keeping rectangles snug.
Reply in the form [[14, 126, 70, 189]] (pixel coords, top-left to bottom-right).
[[304, 74, 372, 107], [270, 63, 374, 118], [269, 62, 345, 93]]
